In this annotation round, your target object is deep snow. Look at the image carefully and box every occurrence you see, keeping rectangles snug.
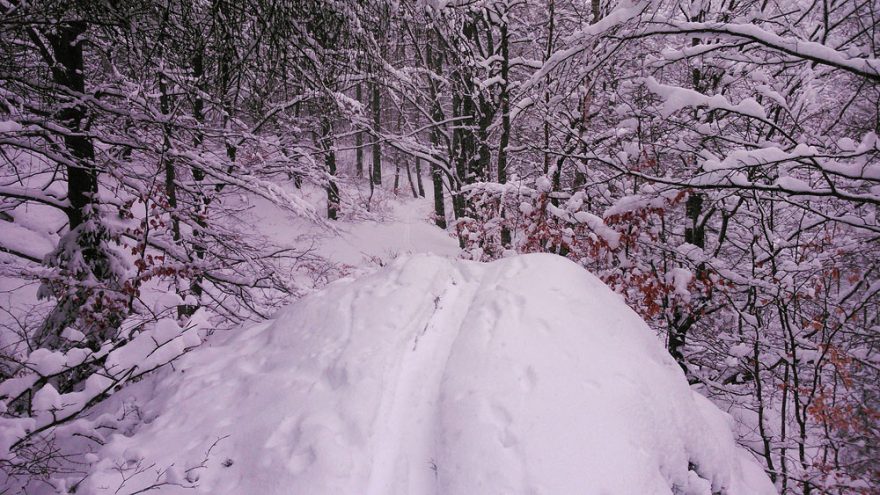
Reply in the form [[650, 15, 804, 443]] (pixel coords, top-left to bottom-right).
[[83, 253, 775, 494]]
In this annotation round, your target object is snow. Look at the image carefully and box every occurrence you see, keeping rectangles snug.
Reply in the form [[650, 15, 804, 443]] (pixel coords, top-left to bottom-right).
[[645, 77, 767, 119], [104, 317, 201, 374], [31, 383, 61, 413], [651, 21, 880, 81], [729, 343, 752, 358], [25, 348, 67, 376], [60, 327, 86, 343], [0, 121, 22, 133], [154, 293, 185, 314], [82, 253, 775, 494], [242, 185, 460, 269], [317, 202, 459, 266], [668, 267, 694, 299], [0, 220, 55, 261], [535, 175, 552, 192], [604, 190, 674, 217]]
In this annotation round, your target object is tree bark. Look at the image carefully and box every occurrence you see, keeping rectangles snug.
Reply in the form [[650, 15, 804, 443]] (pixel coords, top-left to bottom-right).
[[185, 45, 208, 315], [214, 0, 237, 190], [427, 28, 447, 229], [498, 15, 512, 247], [48, 22, 97, 232], [415, 157, 425, 197], [321, 117, 340, 220], [356, 82, 364, 177], [371, 79, 382, 186]]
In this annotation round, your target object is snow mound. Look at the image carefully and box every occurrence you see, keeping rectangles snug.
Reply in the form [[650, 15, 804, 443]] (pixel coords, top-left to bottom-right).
[[85, 254, 776, 495]]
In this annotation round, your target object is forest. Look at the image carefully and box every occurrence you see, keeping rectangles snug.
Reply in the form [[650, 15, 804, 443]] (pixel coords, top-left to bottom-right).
[[0, 0, 878, 493]]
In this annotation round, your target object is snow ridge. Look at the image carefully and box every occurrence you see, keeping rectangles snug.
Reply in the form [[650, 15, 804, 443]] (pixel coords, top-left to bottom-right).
[[84, 254, 776, 495]]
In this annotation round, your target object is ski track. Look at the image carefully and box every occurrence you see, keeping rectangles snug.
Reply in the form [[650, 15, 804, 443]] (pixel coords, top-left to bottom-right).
[[363, 256, 537, 494], [366, 263, 480, 495]]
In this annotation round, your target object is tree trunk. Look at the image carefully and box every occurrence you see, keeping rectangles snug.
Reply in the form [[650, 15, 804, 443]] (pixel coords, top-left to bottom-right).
[[49, 23, 97, 232], [159, 71, 180, 242], [322, 117, 340, 220], [356, 82, 364, 177], [184, 46, 208, 316], [415, 157, 425, 197], [405, 161, 418, 198], [371, 79, 382, 186], [431, 165, 447, 229], [37, 21, 121, 348], [214, 0, 237, 190], [669, 193, 705, 371], [542, 0, 555, 176], [498, 16, 512, 247], [427, 29, 447, 229]]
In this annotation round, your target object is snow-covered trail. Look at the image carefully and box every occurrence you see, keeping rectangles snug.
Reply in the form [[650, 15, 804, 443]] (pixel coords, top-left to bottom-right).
[[364, 265, 478, 495], [83, 254, 775, 495], [241, 182, 460, 269]]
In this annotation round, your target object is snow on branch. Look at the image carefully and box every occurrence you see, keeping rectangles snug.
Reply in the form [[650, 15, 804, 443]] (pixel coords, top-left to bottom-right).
[[638, 21, 880, 82], [643, 77, 766, 119]]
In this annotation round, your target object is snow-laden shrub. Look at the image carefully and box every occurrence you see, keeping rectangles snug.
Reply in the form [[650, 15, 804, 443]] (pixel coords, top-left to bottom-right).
[[0, 305, 208, 492]]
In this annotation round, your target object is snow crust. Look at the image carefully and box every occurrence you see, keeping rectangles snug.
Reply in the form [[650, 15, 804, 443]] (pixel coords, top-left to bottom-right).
[[84, 254, 776, 494]]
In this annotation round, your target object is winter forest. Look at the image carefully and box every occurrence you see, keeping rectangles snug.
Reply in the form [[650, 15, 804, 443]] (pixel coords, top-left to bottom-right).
[[0, 0, 878, 493]]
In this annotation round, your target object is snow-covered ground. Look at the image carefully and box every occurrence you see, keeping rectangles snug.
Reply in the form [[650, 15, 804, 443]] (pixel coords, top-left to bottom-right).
[[241, 182, 460, 269], [82, 253, 775, 494]]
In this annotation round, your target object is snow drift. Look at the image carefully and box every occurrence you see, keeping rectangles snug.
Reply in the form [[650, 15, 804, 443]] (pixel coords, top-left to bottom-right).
[[85, 254, 775, 494]]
